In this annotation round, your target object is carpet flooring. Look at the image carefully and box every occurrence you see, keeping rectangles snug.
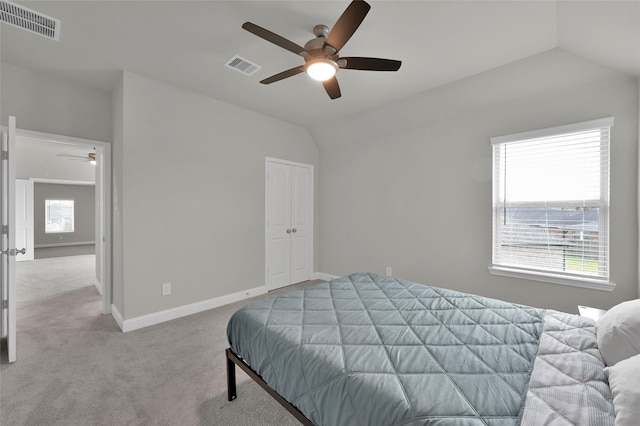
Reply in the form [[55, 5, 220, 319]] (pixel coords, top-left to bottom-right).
[[1, 256, 318, 425]]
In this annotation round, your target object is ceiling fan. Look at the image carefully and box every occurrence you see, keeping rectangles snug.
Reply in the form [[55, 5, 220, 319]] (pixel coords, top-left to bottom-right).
[[242, 0, 401, 99], [56, 152, 96, 165]]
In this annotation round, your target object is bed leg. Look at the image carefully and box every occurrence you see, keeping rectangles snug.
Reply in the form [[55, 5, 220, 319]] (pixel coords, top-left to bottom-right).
[[226, 348, 237, 401]]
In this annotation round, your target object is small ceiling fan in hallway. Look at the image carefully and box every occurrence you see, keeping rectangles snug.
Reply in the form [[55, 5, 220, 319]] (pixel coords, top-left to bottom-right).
[[56, 152, 96, 165]]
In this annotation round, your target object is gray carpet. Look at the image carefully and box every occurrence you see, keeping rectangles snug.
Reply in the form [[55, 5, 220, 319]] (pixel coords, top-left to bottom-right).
[[1, 258, 319, 425], [15, 255, 98, 303]]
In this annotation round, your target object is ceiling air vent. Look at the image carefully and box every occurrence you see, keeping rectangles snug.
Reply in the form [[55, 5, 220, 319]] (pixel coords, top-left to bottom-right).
[[0, 0, 61, 41], [225, 55, 261, 76]]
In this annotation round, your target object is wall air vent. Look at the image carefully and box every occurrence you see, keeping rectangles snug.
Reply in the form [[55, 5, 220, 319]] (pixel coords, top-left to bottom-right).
[[0, 0, 61, 41], [225, 55, 261, 76]]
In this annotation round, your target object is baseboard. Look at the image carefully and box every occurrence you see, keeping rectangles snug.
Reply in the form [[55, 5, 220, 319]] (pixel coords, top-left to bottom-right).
[[112, 274, 339, 333], [117, 285, 267, 333], [35, 241, 95, 248], [312, 272, 340, 281]]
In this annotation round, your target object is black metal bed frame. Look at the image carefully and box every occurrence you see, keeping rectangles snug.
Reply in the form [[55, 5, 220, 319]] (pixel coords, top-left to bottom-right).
[[226, 348, 314, 426]]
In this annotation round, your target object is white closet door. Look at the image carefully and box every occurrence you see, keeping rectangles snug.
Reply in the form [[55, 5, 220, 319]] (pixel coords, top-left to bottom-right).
[[265, 158, 313, 291], [290, 165, 312, 284], [266, 161, 292, 290]]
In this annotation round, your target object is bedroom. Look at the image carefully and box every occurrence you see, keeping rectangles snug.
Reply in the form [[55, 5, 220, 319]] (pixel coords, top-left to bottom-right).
[[1, 0, 639, 424]]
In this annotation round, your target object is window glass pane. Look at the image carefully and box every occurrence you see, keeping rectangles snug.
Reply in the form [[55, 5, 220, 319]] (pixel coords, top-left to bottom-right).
[[498, 207, 601, 276], [45, 200, 74, 233]]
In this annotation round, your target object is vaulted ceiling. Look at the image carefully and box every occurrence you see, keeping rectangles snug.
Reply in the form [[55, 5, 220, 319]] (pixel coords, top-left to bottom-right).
[[2, 1, 639, 127]]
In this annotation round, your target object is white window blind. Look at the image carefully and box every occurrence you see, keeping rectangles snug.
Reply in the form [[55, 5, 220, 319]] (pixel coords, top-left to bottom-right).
[[491, 117, 613, 285]]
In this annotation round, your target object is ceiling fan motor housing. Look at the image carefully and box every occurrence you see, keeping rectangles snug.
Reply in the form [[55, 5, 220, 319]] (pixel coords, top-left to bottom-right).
[[304, 29, 336, 60]]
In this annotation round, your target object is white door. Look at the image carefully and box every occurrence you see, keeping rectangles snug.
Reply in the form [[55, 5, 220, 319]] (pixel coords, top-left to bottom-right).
[[290, 166, 312, 284], [1, 116, 18, 362], [266, 161, 292, 289], [266, 158, 313, 290], [15, 179, 34, 262]]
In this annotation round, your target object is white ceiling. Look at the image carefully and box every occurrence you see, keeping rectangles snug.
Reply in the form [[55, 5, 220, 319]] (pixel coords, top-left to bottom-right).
[[2, 1, 639, 127]]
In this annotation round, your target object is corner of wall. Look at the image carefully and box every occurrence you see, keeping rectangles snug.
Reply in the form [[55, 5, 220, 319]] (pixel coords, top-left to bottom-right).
[[111, 71, 125, 317]]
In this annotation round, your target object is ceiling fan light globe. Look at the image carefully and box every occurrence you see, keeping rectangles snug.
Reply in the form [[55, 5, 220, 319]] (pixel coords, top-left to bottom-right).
[[305, 58, 338, 81]]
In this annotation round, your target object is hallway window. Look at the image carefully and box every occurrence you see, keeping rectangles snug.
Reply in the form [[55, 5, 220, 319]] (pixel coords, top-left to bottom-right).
[[45, 199, 74, 233]]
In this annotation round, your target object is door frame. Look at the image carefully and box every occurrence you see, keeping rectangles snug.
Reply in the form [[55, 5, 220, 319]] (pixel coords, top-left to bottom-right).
[[1, 117, 17, 362], [265, 157, 314, 291], [12, 128, 112, 315]]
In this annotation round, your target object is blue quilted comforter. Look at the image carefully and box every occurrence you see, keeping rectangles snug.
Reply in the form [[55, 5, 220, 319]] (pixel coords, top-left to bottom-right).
[[227, 273, 556, 425]]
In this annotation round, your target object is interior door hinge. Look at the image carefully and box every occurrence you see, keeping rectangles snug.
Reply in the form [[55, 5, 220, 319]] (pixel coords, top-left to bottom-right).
[[1, 151, 7, 160], [1, 225, 7, 235], [1, 300, 7, 309]]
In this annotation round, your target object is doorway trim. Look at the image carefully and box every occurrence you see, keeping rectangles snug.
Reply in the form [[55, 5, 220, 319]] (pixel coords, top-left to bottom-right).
[[15, 128, 112, 315]]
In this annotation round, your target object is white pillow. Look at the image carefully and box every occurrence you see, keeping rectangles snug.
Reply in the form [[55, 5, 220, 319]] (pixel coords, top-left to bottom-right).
[[596, 299, 640, 366], [605, 353, 640, 426]]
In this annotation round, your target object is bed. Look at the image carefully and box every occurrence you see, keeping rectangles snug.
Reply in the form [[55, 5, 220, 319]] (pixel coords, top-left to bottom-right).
[[226, 272, 640, 425]]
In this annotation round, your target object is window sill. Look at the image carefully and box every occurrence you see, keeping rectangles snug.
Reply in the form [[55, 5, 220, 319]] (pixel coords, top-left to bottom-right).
[[488, 266, 616, 292]]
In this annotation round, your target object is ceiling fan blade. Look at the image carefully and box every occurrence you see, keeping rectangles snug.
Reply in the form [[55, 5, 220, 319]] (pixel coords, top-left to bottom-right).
[[322, 77, 342, 99], [338, 57, 402, 71], [260, 66, 305, 84], [242, 22, 307, 57], [325, 0, 371, 53]]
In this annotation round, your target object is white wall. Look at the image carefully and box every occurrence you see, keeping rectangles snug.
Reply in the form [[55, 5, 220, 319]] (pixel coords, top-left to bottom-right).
[[118, 71, 319, 319], [310, 48, 639, 314]]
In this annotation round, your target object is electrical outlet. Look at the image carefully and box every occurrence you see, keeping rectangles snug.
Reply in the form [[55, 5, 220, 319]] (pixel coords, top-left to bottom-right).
[[161, 282, 171, 296], [386, 266, 392, 276]]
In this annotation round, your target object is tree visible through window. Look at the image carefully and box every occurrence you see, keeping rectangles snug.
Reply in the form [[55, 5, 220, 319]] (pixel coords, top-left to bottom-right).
[[45, 199, 75, 233], [490, 117, 613, 284]]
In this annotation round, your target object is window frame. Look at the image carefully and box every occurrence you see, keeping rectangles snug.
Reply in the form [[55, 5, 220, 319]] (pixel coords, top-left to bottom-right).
[[489, 117, 615, 292]]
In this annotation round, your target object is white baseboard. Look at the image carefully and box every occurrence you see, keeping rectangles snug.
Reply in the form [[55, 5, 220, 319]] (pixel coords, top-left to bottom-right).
[[115, 285, 267, 333], [312, 272, 340, 281], [35, 241, 95, 248], [111, 273, 339, 333]]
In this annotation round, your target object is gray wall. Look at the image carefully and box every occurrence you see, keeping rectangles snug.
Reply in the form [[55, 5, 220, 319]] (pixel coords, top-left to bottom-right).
[[3, 48, 638, 323], [34, 183, 95, 246], [111, 73, 125, 314], [1, 63, 112, 142], [117, 71, 319, 319], [310, 48, 639, 314]]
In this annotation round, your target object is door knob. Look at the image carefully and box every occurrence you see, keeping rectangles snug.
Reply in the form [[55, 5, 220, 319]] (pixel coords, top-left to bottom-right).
[[292, 228, 297, 233], [286, 229, 291, 234]]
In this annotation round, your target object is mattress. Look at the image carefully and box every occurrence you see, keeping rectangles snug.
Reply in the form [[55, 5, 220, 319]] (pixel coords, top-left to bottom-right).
[[227, 273, 615, 425]]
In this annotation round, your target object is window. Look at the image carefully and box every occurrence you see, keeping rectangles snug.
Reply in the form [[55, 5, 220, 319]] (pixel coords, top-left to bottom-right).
[[490, 117, 614, 290], [45, 199, 74, 233]]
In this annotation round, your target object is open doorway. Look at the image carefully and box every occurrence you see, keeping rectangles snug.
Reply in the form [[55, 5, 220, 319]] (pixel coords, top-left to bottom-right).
[[14, 129, 111, 315]]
